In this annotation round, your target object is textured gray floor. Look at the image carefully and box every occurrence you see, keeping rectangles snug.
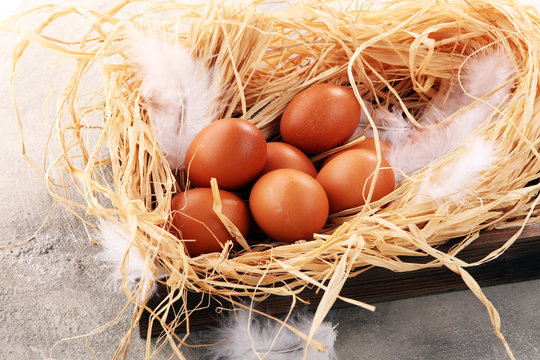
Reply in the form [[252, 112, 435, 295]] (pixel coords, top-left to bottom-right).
[[2, 1, 540, 359]]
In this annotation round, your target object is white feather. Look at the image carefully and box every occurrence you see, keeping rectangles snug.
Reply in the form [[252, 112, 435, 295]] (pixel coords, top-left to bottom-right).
[[209, 310, 337, 360], [96, 219, 157, 299], [459, 48, 517, 105], [363, 106, 414, 144], [127, 27, 222, 169], [424, 48, 516, 122], [387, 103, 495, 181], [386, 49, 516, 183], [413, 136, 496, 204]]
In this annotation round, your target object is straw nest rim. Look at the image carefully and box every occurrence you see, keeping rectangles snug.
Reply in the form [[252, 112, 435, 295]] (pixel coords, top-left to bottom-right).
[[5, 0, 540, 358]]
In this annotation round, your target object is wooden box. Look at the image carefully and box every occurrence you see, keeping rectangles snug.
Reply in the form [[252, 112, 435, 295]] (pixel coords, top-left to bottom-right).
[[139, 225, 540, 337]]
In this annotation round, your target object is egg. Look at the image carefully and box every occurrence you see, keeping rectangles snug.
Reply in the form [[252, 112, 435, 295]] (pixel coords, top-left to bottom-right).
[[316, 149, 395, 213], [185, 118, 267, 190], [260, 142, 317, 177], [249, 169, 328, 243], [280, 83, 361, 154], [322, 138, 392, 166], [169, 188, 250, 257]]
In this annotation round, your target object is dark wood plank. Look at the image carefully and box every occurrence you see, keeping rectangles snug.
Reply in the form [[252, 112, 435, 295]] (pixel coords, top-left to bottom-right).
[[139, 225, 540, 337]]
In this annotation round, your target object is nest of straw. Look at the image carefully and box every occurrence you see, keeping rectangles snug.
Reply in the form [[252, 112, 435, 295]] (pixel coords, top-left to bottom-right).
[[6, 0, 540, 358]]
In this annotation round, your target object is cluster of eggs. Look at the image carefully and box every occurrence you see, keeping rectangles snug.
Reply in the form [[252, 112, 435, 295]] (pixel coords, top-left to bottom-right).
[[168, 84, 395, 257]]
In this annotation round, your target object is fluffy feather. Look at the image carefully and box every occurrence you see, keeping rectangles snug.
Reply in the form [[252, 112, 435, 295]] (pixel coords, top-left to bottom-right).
[[423, 48, 517, 123], [96, 219, 158, 299], [363, 106, 413, 144], [209, 310, 337, 360], [413, 136, 496, 204], [386, 49, 516, 183], [127, 27, 222, 169]]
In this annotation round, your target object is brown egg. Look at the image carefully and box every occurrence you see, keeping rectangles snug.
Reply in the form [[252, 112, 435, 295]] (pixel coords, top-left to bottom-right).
[[322, 138, 392, 166], [260, 142, 317, 177], [316, 149, 395, 213], [249, 169, 329, 243], [185, 118, 267, 190], [169, 188, 250, 257], [280, 83, 361, 154]]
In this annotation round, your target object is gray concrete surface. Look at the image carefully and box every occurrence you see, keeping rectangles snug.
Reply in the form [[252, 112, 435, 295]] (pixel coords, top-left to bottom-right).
[[1, 1, 540, 359]]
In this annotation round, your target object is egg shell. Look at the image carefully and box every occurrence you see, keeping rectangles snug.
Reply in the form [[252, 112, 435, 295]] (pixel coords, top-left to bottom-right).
[[316, 149, 395, 213], [169, 188, 250, 257], [280, 83, 361, 154], [322, 138, 392, 166], [249, 169, 329, 243], [185, 118, 267, 190], [260, 142, 317, 177]]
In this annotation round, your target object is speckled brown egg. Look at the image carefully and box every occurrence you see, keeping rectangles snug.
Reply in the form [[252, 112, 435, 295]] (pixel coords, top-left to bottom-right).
[[280, 83, 361, 154], [316, 149, 395, 213], [249, 169, 328, 243], [322, 138, 392, 166], [169, 188, 250, 257], [185, 118, 267, 190], [260, 142, 317, 177]]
